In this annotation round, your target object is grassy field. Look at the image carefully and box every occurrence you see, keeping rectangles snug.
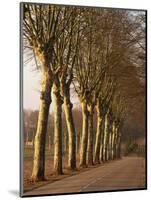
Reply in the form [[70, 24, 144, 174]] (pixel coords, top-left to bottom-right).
[[24, 146, 54, 159]]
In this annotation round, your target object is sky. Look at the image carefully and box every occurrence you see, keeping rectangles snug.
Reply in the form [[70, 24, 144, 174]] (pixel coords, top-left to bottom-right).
[[23, 61, 41, 110], [23, 59, 80, 112]]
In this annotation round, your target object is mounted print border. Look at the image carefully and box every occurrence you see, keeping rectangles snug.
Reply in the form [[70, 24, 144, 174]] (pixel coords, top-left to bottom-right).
[[20, 2, 147, 197]]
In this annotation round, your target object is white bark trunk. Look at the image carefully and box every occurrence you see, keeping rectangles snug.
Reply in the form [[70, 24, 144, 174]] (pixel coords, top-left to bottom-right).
[[79, 101, 89, 167], [99, 117, 105, 162], [94, 102, 102, 164], [87, 105, 94, 165], [102, 113, 108, 161], [111, 121, 116, 160], [64, 95, 76, 169], [32, 73, 51, 181], [53, 79, 63, 175]]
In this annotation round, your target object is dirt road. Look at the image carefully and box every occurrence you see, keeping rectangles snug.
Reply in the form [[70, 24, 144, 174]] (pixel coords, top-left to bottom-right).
[[24, 157, 146, 196]]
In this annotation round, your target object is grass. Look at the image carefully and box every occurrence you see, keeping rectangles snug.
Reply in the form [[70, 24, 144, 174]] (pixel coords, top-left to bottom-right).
[[24, 146, 54, 159]]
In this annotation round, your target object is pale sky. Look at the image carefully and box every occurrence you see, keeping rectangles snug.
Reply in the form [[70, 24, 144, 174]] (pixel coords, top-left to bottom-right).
[[23, 63, 41, 110], [23, 60, 80, 112]]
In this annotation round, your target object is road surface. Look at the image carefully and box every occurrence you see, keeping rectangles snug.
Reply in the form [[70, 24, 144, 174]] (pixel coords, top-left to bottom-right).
[[24, 157, 146, 196]]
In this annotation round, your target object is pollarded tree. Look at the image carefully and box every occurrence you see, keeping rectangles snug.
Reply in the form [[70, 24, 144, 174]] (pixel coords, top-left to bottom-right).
[[52, 8, 81, 170], [48, 7, 81, 175], [23, 3, 55, 181], [73, 9, 106, 167], [93, 9, 145, 163], [94, 77, 116, 163], [23, 3, 74, 179], [110, 93, 126, 159], [89, 9, 129, 164]]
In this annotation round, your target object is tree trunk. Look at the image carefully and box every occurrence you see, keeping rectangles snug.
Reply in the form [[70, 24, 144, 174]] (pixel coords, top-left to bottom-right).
[[31, 73, 51, 181], [105, 143, 109, 161], [53, 79, 63, 175], [76, 131, 81, 155], [106, 122, 112, 161], [111, 121, 116, 160], [113, 126, 118, 159], [87, 105, 94, 165], [76, 132, 79, 154], [79, 101, 89, 167], [99, 143, 103, 162], [64, 93, 76, 170], [48, 135, 51, 151], [63, 131, 67, 155], [108, 130, 112, 160], [99, 118, 105, 162], [94, 103, 102, 164], [102, 113, 108, 162], [105, 126, 110, 161], [116, 132, 121, 159]]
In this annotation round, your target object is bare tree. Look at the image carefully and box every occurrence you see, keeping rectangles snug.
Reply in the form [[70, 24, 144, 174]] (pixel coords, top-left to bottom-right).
[[23, 3, 72, 179], [23, 3, 146, 180], [73, 9, 106, 167], [52, 8, 80, 170]]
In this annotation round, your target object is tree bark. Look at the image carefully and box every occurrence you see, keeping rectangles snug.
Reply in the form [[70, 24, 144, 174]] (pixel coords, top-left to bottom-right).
[[113, 126, 118, 159], [105, 129, 110, 161], [106, 122, 112, 161], [108, 130, 112, 160], [102, 113, 108, 162], [76, 132, 79, 154], [63, 131, 68, 155], [63, 93, 76, 170], [53, 78, 63, 175], [99, 118, 105, 163], [79, 101, 89, 167], [87, 105, 94, 165], [94, 102, 102, 164], [31, 73, 52, 181], [76, 131, 81, 155], [111, 121, 116, 160], [116, 132, 121, 159]]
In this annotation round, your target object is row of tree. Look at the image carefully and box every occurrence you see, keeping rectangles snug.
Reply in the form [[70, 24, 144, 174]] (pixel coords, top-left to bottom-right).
[[23, 3, 145, 181]]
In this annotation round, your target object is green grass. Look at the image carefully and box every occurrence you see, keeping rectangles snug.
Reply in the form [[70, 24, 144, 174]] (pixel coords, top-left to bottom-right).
[[24, 146, 54, 159]]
